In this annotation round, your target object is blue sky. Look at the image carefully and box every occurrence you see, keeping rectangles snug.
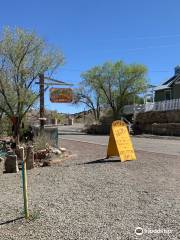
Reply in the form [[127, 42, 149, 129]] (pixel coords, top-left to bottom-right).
[[1, 0, 180, 113]]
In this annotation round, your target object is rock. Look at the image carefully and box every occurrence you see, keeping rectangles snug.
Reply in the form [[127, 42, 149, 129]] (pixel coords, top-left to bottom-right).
[[7, 150, 14, 155], [0, 157, 4, 174], [26, 146, 34, 170], [50, 147, 62, 155], [15, 145, 24, 161], [5, 154, 19, 173], [59, 147, 66, 153]]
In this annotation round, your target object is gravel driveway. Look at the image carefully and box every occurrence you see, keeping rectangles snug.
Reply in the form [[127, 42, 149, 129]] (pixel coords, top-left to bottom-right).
[[0, 139, 180, 240]]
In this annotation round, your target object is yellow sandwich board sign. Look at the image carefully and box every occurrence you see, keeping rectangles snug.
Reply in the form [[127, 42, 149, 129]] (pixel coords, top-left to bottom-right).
[[107, 120, 136, 162]]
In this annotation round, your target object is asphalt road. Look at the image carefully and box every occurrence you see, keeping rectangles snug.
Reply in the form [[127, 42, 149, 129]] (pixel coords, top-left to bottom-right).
[[58, 124, 180, 156]]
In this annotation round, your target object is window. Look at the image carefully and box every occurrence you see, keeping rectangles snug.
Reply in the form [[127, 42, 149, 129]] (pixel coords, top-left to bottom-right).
[[165, 89, 171, 100]]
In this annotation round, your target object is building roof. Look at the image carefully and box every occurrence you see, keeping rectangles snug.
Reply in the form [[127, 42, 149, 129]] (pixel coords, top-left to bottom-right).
[[154, 72, 180, 91], [154, 85, 170, 91]]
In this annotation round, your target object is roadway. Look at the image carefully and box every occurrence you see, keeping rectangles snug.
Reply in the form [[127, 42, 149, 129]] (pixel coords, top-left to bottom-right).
[[58, 124, 180, 156]]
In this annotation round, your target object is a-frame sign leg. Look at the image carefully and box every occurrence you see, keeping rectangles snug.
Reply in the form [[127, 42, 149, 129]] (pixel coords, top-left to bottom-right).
[[106, 127, 120, 160]]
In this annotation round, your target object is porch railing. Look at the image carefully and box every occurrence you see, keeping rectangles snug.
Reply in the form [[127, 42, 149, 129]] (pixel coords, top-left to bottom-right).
[[123, 98, 180, 114], [145, 98, 180, 112]]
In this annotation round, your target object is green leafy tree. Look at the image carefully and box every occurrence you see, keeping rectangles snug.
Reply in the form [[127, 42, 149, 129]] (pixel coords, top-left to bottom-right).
[[81, 61, 148, 119], [0, 27, 64, 143]]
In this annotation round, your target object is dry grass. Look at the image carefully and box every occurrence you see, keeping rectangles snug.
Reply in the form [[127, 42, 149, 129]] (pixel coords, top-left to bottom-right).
[[33, 134, 54, 151]]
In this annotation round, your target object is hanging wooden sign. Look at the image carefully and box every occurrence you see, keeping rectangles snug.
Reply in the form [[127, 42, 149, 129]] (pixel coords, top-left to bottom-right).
[[107, 120, 136, 162], [50, 88, 73, 103]]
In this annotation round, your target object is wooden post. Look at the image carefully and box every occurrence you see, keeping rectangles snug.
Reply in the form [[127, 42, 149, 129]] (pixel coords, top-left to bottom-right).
[[39, 73, 45, 133], [21, 147, 29, 219]]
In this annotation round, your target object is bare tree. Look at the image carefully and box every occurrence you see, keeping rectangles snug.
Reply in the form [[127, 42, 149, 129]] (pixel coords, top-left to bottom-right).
[[73, 83, 101, 122]]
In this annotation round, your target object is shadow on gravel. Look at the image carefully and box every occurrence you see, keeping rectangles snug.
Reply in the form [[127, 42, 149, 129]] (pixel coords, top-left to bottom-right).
[[79, 158, 120, 165], [0, 217, 24, 225]]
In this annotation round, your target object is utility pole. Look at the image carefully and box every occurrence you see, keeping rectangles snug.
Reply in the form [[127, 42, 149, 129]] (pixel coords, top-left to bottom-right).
[[39, 74, 45, 133]]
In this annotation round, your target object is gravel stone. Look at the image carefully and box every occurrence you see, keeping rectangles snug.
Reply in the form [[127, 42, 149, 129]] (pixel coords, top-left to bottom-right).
[[0, 139, 179, 240]]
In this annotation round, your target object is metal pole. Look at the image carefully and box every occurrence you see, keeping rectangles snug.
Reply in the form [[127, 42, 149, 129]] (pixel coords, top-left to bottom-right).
[[39, 74, 45, 133], [21, 147, 29, 219]]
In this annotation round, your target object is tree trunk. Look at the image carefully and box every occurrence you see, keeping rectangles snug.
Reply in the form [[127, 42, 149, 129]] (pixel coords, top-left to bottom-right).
[[96, 106, 101, 121], [92, 109, 97, 121], [112, 107, 119, 120], [14, 119, 21, 145]]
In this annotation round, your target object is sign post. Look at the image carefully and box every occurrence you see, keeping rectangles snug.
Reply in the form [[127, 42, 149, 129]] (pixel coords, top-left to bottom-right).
[[107, 120, 136, 162], [36, 75, 73, 133], [39, 74, 45, 133]]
